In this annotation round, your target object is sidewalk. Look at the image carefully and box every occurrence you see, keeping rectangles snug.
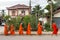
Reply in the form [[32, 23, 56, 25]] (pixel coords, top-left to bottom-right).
[[0, 31, 60, 35]]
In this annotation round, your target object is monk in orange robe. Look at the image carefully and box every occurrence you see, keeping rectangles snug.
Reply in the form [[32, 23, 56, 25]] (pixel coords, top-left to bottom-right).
[[10, 24, 15, 35], [26, 23, 32, 35], [52, 22, 58, 35], [4, 24, 8, 35], [37, 22, 42, 35], [19, 23, 24, 35]]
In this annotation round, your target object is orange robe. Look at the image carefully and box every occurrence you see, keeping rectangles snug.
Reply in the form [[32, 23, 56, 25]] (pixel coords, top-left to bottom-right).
[[52, 23, 58, 35], [19, 24, 24, 35], [4, 24, 8, 35], [26, 23, 31, 35], [37, 22, 42, 35], [10, 24, 15, 35]]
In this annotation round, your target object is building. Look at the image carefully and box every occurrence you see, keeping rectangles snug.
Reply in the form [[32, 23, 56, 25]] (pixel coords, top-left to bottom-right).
[[53, 7, 60, 28], [7, 4, 30, 18], [39, 7, 60, 29]]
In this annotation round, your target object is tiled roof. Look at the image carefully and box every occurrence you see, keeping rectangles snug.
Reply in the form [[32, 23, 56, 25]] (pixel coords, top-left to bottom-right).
[[7, 4, 30, 10]]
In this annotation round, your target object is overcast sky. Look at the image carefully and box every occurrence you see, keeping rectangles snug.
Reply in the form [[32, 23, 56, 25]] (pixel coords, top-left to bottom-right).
[[0, 0, 48, 10]]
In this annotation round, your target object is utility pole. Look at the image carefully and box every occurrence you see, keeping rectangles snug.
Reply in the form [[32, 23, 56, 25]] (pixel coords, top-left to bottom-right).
[[29, 0, 31, 14]]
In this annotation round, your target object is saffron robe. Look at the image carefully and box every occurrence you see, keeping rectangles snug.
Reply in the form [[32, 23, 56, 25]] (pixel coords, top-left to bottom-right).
[[52, 23, 58, 35], [10, 24, 15, 35], [26, 23, 31, 35], [4, 24, 8, 35], [37, 22, 42, 35], [19, 24, 23, 35]]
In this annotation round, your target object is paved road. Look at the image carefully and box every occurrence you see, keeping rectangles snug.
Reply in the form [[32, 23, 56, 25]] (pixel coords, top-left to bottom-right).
[[0, 35, 60, 40], [0, 26, 4, 33]]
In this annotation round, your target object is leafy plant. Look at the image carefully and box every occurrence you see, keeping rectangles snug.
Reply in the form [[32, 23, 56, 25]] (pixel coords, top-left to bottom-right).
[[23, 15, 31, 30], [30, 15, 37, 31], [44, 22, 52, 31], [3, 15, 11, 22], [6, 16, 21, 30]]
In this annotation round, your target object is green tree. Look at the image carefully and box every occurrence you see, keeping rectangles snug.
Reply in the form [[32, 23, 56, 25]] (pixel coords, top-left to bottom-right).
[[5, 16, 21, 30], [23, 15, 31, 30], [44, 2, 58, 23], [33, 5, 43, 18], [3, 15, 11, 22], [32, 5, 44, 27], [30, 15, 37, 31]]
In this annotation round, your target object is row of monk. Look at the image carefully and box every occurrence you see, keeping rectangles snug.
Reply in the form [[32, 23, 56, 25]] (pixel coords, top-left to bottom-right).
[[4, 22, 58, 35]]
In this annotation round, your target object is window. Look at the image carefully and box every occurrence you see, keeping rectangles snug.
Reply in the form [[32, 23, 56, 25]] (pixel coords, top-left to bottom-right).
[[21, 10, 25, 15], [12, 10, 15, 16], [21, 10, 25, 13]]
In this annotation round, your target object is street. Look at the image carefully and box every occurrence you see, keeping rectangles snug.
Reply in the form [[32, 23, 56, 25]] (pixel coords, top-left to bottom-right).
[[0, 35, 60, 40]]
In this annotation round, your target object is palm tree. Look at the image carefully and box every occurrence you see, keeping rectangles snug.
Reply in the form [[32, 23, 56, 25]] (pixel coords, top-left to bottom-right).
[[32, 5, 44, 27], [45, 0, 59, 28], [55, 0, 60, 7], [32, 5, 43, 19], [45, 3, 58, 17]]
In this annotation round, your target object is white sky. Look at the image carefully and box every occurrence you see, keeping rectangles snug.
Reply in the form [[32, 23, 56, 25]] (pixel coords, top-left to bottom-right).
[[0, 0, 49, 15], [0, 0, 48, 10]]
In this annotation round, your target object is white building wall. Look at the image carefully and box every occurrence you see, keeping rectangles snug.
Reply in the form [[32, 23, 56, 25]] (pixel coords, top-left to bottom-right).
[[8, 10, 11, 16], [25, 10, 29, 15], [39, 18, 47, 24], [18, 10, 21, 15], [54, 12, 60, 17], [18, 9, 29, 15], [9, 10, 17, 16], [43, 18, 47, 24]]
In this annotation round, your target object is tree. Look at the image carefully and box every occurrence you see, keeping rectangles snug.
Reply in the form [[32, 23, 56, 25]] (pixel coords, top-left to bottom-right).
[[23, 15, 31, 30], [45, 3, 58, 11], [5, 16, 21, 30], [32, 5, 43, 18], [44, 1, 59, 23]]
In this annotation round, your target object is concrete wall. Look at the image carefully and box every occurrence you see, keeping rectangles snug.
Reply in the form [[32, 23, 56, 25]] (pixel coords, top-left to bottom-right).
[[8, 10, 17, 16], [18, 9, 29, 15], [54, 12, 60, 17], [39, 18, 47, 24], [8, 9, 29, 17]]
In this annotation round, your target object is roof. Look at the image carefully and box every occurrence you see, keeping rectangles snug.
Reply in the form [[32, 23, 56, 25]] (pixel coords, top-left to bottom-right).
[[54, 7, 60, 14], [7, 4, 30, 10]]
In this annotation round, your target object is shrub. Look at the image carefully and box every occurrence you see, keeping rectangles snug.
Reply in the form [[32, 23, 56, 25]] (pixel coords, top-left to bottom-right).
[[23, 15, 38, 31], [44, 22, 52, 31], [3, 15, 11, 22], [5, 15, 38, 31], [30, 15, 37, 31], [23, 15, 31, 30], [6, 16, 21, 30]]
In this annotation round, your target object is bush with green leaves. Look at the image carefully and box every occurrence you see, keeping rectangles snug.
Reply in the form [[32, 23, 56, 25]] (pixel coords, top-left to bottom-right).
[[23, 15, 31, 30], [23, 15, 38, 31], [4, 15, 40, 31], [3, 15, 11, 22], [44, 22, 52, 31], [6, 16, 21, 30], [30, 15, 38, 31]]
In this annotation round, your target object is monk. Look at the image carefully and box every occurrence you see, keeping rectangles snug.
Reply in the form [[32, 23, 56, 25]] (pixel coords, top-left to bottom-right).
[[4, 24, 8, 35], [52, 22, 58, 35], [37, 22, 42, 35], [26, 23, 32, 35], [10, 24, 15, 35], [19, 23, 24, 35]]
